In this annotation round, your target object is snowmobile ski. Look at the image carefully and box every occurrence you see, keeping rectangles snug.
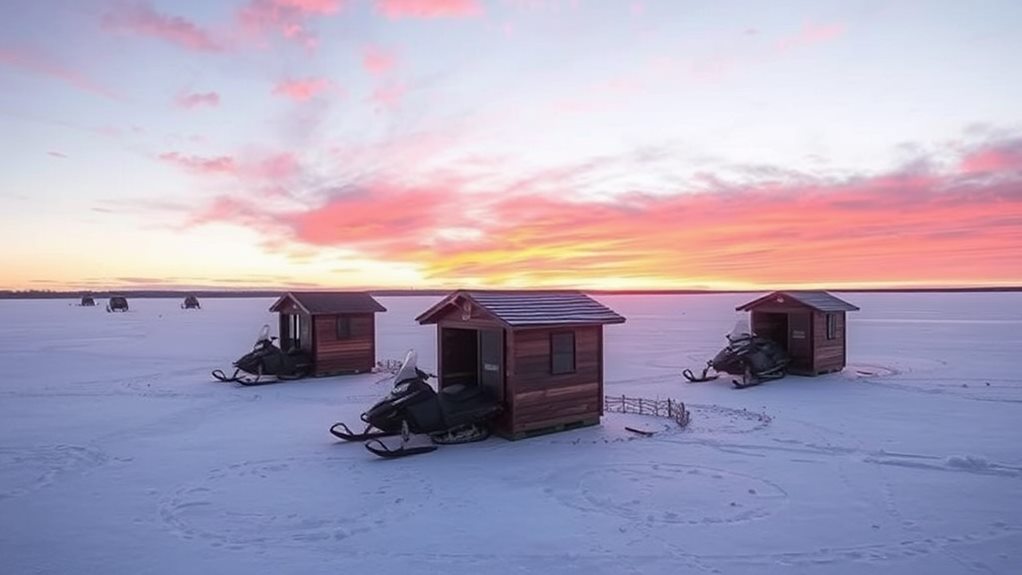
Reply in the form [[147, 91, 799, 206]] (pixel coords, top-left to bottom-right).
[[364, 436, 438, 459], [683, 367, 719, 383], [732, 378, 763, 389], [329, 422, 396, 442]]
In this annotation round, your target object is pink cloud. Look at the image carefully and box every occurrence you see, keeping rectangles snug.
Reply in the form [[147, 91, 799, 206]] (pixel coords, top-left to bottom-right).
[[362, 46, 397, 75], [236, 0, 342, 49], [103, 3, 223, 52], [776, 21, 845, 51], [175, 91, 220, 109], [273, 77, 332, 101], [375, 0, 482, 19], [370, 82, 406, 109], [179, 135, 1022, 288], [159, 152, 237, 175], [251, 153, 301, 180], [960, 141, 1022, 174], [0, 47, 117, 99]]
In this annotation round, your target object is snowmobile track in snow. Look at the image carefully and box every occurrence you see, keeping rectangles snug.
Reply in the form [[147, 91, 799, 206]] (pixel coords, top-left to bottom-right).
[[546, 463, 790, 526], [0, 444, 108, 501], [159, 456, 435, 549]]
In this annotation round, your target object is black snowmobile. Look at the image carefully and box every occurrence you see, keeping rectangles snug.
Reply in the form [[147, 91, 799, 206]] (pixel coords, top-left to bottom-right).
[[107, 296, 129, 312], [212, 325, 311, 385], [330, 350, 503, 458], [182, 295, 201, 310], [683, 321, 790, 388]]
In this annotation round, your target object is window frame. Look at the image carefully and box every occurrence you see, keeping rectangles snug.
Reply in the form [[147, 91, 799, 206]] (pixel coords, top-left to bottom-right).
[[826, 313, 837, 340], [550, 331, 576, 375], [336, 316, 353, 340]]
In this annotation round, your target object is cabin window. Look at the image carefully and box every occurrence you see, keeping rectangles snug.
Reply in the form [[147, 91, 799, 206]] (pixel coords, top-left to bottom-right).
[[551, 332, 576, 374], [336, 316, 352, 339], [826, 314, 837, 340]]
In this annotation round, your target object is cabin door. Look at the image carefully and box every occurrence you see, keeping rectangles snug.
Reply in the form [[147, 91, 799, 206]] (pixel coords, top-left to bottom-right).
[[787, 312, 812, 372], [478, 329, 504, 401]]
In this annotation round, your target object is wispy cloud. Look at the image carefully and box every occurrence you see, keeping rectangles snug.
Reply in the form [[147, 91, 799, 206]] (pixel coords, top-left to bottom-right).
[[776, 21, 845, 51], [48, 151, 68, 159], [375, 0, 482, 19], [235, 0, 343, 49], [273, 77, 332, 101], [158, 152, 237, 175], [175, 90, 220, 109], [0, 47, 117, 99], [362, 45, 397, 75], [103, 2, 223, 52]]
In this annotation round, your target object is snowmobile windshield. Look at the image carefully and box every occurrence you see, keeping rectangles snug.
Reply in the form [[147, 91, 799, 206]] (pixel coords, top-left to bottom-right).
[[257, 324, 271, 344], [393, 350, 420, 386], [727, 319, 752, 342]]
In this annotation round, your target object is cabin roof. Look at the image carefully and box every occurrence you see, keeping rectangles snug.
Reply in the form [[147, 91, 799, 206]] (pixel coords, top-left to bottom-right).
[[736, 290, 860, 312], [269, 291, 386, 315], [416, 290, 626, 328]]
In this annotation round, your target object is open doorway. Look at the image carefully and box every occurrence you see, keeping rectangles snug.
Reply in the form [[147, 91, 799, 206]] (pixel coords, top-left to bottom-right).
[[440, 327, 504, 401], [754, 312, 788, 351]]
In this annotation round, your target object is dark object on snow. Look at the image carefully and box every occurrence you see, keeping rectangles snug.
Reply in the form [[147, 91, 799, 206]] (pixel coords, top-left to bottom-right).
[[736, 291, 859, 376], [331, 350, 502, 458], [625, 426, 655, 437], [107, 296, 129, 312], [416, 290, 625, 439], [80, 295, 95, 307], [212, 325, 311, 385], [684, 321, 790, 388], [268, 292, 386, 377], [182, 295, 201, 309]]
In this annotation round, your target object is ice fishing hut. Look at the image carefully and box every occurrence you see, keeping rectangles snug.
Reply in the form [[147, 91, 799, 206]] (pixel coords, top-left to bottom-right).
[[736, 291, 859, 375], [80, 295, 95, 306], [269, 292, 387, 377], [182, 295, 201, 309], [416, 290, 626, 439]]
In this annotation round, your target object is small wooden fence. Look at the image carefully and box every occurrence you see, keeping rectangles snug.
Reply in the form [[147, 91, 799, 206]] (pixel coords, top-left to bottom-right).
[[604, 395, 691, 428]]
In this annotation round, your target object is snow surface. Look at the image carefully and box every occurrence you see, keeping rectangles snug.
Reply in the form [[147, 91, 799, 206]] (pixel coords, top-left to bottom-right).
[[1, 293, 1021, 575]]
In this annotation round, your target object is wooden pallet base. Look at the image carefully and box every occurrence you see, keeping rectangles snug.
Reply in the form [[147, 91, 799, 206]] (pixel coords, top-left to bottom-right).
[[506, 417, 600, 441]]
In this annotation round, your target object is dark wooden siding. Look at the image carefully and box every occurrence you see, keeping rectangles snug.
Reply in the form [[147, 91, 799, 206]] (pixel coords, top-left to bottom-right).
[[312, 313, 375, 375], [508, 325, 603, 435], [812, 311, 846, 374]]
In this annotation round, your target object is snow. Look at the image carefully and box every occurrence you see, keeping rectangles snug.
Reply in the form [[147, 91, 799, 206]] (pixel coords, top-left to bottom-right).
[[1, 293, 1021, 574]]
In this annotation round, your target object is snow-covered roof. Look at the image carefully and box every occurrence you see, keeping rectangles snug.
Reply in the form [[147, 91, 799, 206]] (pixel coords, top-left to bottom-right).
[[416, 290, 626, 328], [269, 292, 386, 315], [736, 291, 860, 312]]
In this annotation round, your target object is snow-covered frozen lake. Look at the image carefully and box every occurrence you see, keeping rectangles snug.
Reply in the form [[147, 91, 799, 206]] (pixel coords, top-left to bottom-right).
[[1, 293, 1020, 574]]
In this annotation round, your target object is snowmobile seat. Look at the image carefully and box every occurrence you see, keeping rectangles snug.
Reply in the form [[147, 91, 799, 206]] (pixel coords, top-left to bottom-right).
[[440, 383, 483, 403]]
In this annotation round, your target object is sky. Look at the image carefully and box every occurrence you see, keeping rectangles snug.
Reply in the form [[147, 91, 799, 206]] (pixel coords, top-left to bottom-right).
[[1, 0, 1020, 291]]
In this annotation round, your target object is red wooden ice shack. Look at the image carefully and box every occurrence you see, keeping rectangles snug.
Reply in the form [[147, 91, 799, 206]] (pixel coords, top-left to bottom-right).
[[269, 292, 386, 376], [736, 291, 859, 375], [416, 290, 626, 439]]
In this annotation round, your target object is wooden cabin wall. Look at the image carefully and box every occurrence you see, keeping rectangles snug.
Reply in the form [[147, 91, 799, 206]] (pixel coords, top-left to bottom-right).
[[508, 325, 603, 435], [312, 313, 375, 375], [812, 311, 846, 374]]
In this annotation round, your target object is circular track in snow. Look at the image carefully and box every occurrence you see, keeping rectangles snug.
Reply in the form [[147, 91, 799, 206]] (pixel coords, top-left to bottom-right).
[[549, 463, 788, 526], [159, 456, 433, 549], [0, 444, 108, 501]]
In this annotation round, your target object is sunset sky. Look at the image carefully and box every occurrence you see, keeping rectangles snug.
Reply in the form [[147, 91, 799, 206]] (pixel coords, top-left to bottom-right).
[[2, 0, 1020, 291]]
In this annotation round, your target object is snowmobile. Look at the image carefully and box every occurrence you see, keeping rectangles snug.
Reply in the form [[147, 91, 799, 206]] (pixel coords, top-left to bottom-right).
[[329, 350, 503, 458], [683, 320, 790, 388], [211, 324, 311, 385], [182, 295, 201, 310], [107, 296, 129, 312]]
